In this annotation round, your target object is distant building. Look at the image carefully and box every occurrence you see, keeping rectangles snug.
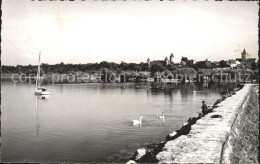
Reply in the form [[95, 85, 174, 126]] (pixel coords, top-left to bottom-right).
[[180, 61, 186, 66], [147, 58, 151, 67], [147, 52, 179, 68], [247, 58, 257, 62], [212, 61, 220, 68], [181, 56, 188, 63], [228, 59, 239, 68], [236, 48, 256, 69], [229, 59, 236, 64], [195, 59, 212, 69], [242, 48, 246, 61], [181, 57, 193, 67], [165, 57, 169, 66], [152, 60, 165, 66], [186, 60, 194, 67], [170, 53, 174, 64]]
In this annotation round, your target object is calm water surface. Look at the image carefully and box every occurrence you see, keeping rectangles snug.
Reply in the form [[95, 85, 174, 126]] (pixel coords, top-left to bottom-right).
[[1, 81, 224, 162]]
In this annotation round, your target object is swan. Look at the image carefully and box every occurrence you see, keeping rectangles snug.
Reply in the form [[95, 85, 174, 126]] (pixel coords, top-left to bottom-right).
[[132, 116, 143, 125], [157, 112, 165, 119]]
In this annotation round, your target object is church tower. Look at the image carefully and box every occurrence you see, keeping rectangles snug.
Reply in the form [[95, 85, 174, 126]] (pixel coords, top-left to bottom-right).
[[165, 57, 169, 66], [170, 53, 174, 64], [147, 58, 151, 67], [241, 48, 246, 61]]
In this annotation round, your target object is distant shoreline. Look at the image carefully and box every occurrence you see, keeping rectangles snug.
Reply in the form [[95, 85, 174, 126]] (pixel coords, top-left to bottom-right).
[[1, 70, 258, 85]]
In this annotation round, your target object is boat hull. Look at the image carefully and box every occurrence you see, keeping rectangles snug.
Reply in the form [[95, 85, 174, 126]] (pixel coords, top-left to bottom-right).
[[35, 90, 50, 95]]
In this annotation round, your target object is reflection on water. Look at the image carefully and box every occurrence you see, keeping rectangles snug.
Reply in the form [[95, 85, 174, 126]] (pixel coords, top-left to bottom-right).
[[35, 96, 39, 136], [35, 95, 49, 136], [1, 82, 229, 162]]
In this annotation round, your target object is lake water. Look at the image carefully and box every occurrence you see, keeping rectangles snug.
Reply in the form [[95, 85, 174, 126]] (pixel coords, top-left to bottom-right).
[[1, 81, 225, 162]]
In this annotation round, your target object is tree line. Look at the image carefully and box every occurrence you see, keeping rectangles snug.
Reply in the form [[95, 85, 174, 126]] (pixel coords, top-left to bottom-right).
[[1, 60, 258, 79]]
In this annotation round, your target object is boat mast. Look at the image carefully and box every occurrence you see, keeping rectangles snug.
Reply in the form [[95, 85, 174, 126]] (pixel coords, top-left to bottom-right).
[[36, 52, 41, 89]]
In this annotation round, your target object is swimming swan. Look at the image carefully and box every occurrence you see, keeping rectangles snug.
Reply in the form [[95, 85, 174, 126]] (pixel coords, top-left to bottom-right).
[[132, 116, 143, 125], [157, 112, 165, 119]]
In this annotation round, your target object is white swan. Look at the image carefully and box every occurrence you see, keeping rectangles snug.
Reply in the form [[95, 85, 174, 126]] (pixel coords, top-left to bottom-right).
[[132, 116, 143, 125], [157, 112, 165, 119]]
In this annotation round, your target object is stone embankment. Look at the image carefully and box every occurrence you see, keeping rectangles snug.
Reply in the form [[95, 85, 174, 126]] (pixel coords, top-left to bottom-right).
[[127, 84, 257, 164]]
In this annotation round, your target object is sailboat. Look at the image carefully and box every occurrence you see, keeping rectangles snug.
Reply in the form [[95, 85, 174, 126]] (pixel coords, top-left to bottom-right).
[[35, 52, 50, 95]]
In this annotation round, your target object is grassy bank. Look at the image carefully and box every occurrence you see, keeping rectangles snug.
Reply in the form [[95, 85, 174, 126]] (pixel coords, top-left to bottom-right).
[[222, 85, 259, 163]]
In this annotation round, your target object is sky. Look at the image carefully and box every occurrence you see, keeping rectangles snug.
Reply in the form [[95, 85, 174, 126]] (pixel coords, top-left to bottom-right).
[[1, 0, 259, 66]]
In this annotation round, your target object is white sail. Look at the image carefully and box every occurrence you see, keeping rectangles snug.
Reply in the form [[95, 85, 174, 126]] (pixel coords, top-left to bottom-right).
[[35, 52, 49, 95], [36, 52, 41, 89]]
